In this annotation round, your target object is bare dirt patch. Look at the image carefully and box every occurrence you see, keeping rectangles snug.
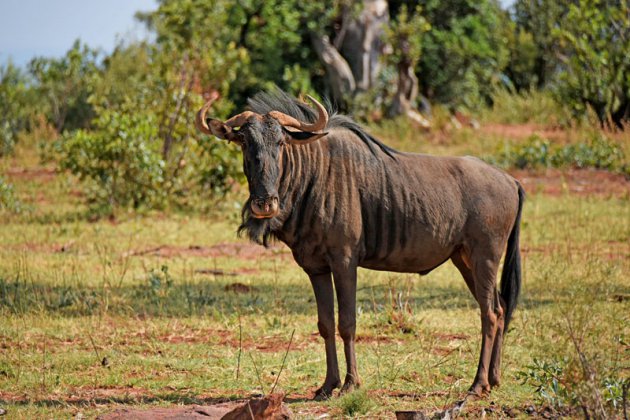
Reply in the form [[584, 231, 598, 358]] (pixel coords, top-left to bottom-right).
[[127, 242, 292, 261], [4, 167, 57, 183], [96, 393, 292, 420], [224, 282, 255, 293], [97, 404, 236, 419], [127, 328, 316, 352], [510, 168, 629, 198], [355, 334, 401, 345], [433, 333, 470, 342]]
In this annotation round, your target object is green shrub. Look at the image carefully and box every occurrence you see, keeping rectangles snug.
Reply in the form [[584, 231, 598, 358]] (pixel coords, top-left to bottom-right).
[[0, 62, 33, 156], [552, 0, 630, 127], [517, 357, 627, 415], [0, 177, 23, 214], [492, 133, 628, 174], [337, 389, 375, 417], [57, 108, 166, 215], [56, 103, 242, 217]]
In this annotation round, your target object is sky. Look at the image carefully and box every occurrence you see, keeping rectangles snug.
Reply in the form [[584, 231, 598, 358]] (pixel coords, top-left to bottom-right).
[[1, 0, 515, 68], [0, 0, 156, 67]]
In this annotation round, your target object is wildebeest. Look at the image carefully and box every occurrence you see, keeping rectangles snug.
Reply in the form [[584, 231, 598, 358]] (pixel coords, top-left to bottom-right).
[[195, 90, 524, 399]]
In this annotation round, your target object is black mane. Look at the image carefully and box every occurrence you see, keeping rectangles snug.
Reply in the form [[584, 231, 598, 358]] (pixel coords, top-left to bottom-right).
[[247, 89, 399, 159]]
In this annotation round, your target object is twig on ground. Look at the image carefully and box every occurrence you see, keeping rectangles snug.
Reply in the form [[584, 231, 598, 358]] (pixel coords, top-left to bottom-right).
[[122, 246, 164, 258], [86, 330, 101, 363], [236, 312, 242, 380], [249, 353, 266, 395], [270, 329, 295, 395], [40, 336, 46, 392], [195, 268, 238, 276], [247, 401, 255, 420]]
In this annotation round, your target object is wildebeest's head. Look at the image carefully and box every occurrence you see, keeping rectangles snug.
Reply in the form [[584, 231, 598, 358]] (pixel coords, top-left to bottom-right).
[[195, 95, 328, 243]]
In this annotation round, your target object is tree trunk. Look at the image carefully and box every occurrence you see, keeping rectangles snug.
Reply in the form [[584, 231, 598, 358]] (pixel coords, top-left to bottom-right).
[[389, 59, 418, 117], [311, 0, 388, 106], [388, 41, 430, 128], [311, 33, 356, 106], [339, 0, 389, 92]]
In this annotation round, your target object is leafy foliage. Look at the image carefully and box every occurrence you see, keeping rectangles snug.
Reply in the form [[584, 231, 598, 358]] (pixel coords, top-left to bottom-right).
[[517, 352, 627, 414], [553, 0, 630, 126], [58, 108, 165, 214], [28, 40, 100, 133], [512, 0, 568, 88], [492, 133, 628, 174], [415, 0, 509, 109], [0, 63, 33, 155], [479, 88, 571, 125], [1, 0, 629, 218], [0, 177, 23, 213]]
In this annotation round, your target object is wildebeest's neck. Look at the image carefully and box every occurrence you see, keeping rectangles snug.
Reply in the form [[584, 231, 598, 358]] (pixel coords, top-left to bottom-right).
[[275, 130, 390, 248], [238, 128, 397, 248]]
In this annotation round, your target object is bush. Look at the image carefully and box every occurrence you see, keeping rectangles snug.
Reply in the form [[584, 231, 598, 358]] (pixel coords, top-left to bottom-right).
[[337, 389, 375, 417], [480, 89, 572, 126], [57, 109, 166, 215], [0, 62, 33, 156], [56, 100, 242, 217], [517, 357, 627, 415], [0, 177, 23, 214], [553, 0, 630, 127], [492, 133, 628, 174]]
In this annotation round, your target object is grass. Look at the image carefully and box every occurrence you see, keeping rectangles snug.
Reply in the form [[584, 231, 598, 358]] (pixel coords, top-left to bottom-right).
[[0, 122, 629, 418]]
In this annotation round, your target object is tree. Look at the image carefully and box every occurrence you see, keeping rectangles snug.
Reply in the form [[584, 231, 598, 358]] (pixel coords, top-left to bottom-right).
[[553, 0, 630, 127], [502, 15, 540, 91], [414, 0, 509, 109], [513, 0, 568, 88], [29, 40, 100, 133], [0, 62, 33, 155]]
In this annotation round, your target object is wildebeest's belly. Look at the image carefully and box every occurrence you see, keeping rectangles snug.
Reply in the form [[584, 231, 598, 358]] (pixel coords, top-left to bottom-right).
[[358, 238, 457, 274]]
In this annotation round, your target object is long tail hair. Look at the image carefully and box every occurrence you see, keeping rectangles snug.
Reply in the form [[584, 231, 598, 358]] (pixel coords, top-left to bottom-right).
[[500, 182, 525, 332]]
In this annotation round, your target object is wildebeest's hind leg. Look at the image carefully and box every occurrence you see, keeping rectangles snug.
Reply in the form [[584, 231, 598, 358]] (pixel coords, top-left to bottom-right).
[[451, 249, 477, 301], [488, 295, 506, 388], [309, 273, 341, 400], [467, 249, 504, 397], [332, 262, 361, 394], [453, 248, 508, 391]]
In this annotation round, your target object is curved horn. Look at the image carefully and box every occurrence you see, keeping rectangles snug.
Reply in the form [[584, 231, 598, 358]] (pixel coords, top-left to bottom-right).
[[225, 111, 257, 128], [195, 98, 216, 136], [196, 97, 258, 141], [269, 95, 328, 132]]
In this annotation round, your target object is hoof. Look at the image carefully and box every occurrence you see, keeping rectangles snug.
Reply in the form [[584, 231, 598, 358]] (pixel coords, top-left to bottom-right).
[[488, 372, 501, 388], [313, 381, 340, 401], [339, 381, 359, 395], [489, 376, 501, 388], [468, 382, 491, 399]]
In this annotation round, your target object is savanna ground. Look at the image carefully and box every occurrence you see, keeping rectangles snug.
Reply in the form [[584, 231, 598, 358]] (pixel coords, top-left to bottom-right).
[[1, 120, 629, 419]]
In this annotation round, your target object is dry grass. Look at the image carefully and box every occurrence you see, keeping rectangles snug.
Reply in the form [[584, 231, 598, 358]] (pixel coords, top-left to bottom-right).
[[0, 121, 628, 419]]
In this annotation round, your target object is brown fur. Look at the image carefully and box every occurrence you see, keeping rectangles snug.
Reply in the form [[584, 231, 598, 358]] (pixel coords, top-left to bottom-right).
[[207, 91, 524, 399]]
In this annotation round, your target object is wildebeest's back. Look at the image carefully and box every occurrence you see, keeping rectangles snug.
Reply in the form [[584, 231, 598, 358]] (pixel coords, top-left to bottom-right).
[[279, 129, 519, 275], [340, 139, 519, 273]]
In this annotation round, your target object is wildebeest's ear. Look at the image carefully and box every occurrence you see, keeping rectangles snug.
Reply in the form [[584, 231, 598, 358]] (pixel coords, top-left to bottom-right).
[[208, 119, 243, 145], [283, 128, 328, 145]]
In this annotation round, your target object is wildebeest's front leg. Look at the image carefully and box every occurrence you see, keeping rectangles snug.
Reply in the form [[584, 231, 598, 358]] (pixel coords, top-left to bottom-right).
[[309, 273, 341, 400], [332, 262, 361, 394]]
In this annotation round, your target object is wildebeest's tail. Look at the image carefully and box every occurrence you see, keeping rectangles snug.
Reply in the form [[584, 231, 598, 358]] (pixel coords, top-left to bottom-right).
[[500, 181, 525, 333]]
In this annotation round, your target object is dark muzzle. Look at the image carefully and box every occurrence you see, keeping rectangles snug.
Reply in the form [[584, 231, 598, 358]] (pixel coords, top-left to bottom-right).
[[250, 196, 279, 218]]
